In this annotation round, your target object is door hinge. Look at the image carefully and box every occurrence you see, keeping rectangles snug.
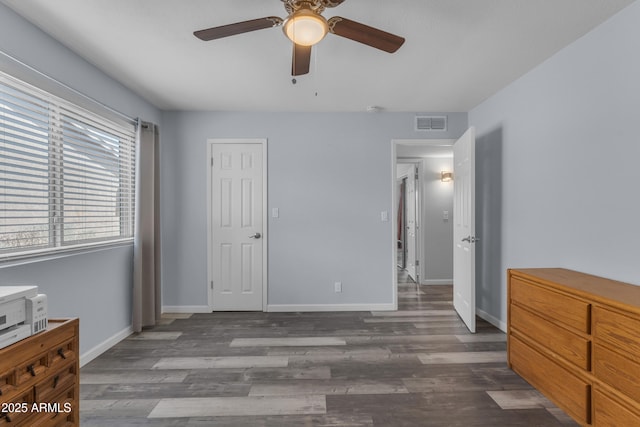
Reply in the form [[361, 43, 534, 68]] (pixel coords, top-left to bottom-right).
[[211, 158, 214, 167], [210, 281, 214, 289], [415, 260, 420, 266]]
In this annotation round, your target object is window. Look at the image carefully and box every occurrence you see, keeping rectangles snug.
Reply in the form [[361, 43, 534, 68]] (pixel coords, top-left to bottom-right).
[[0, 71, 136, 259]]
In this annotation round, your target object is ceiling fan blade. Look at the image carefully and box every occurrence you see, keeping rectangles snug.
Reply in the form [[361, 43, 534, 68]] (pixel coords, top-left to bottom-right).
[[328, 17, 405, 53], [292, 44, 311, 76], [194, 17, 283, 41]]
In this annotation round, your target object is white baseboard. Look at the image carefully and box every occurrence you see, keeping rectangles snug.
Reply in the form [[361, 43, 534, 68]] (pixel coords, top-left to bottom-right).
[[477, 308, 507, 333], [267, 303, 395, 312], [162, 305, 211, 314], [80, 325, 133, 367], [164, 304, 396, 313], [420, 279, 453, 285]]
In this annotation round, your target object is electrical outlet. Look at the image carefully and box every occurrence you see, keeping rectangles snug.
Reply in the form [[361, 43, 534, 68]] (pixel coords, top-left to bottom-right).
[[334, 282, 342, 293]]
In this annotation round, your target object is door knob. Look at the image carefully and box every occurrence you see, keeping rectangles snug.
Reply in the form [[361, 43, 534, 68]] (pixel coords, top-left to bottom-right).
[[461, 236, 471, 242], [249, 232, 261, 239]]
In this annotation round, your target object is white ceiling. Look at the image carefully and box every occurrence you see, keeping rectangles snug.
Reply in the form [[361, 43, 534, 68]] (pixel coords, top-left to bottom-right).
[[2, 0, 634, 112]]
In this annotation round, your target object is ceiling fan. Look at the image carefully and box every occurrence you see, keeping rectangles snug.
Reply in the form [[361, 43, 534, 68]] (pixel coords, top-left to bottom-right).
[[194, 0, 405, 76]]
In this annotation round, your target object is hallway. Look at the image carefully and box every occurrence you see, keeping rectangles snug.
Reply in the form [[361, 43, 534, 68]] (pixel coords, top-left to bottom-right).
[[80, 277, 578, 426]]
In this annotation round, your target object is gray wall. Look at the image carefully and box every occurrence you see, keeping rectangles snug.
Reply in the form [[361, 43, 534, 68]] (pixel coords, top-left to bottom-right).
[[160, 111, 467, 309], [0, 248, 133, 356], [420, 157, 454, 284], [470, 1, 640, 326], [0, 3, 161, 356]]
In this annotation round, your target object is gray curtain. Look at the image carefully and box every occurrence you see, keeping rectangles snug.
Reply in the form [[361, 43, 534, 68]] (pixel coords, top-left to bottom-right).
[[132, 121, 161, 332]]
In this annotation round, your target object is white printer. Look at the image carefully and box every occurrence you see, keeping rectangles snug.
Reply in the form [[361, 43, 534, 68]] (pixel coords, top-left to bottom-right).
[[0, 286, 48, 350]]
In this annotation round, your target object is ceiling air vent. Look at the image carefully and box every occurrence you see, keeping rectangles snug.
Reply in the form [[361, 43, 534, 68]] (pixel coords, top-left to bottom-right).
[[415, 115, 447, 131]]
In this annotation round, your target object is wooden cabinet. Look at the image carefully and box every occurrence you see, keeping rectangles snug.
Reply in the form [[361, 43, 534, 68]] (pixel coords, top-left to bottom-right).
[[508, 269, 640, 426], [0, 319, 79, 427]]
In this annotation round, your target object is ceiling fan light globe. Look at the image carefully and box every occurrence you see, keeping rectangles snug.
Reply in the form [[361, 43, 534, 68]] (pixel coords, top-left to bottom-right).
[[283, 9, 328, 46]]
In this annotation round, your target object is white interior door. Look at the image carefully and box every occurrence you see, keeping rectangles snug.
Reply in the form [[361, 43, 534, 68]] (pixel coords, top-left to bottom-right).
[[209, 142, 264, 311], [453, 127, 476, 332], [406, 165, 418, 282]]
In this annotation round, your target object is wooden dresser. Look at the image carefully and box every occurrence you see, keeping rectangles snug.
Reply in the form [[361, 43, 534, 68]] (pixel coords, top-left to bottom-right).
[[0, 318, 79, 427], [508, 268, 640, 426]]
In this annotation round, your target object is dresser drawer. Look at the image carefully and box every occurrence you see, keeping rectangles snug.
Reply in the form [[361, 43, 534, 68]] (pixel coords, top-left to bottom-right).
[[510, 335, 591, 425], [48, 339, 76, 371], [593, 307, 640, 360], [594, 343, 640, 402], [15, 353, 48, 386], [28, 387, 75, 427], [510, 276, 590, 333], [0, 388, 34, 426], [35, 363, 76, 404], [0, 369, 16, 400], [593, 387, 640, 426], [510, 304, 590, 370]]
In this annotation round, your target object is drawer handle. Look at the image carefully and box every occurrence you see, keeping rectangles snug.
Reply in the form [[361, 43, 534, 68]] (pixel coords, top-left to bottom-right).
[[28, 364, 36, 377], [53, 375, 60, 389], [57, 348, 67, 359]]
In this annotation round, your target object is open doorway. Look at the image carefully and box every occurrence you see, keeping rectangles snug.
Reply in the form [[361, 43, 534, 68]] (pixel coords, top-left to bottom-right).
[[391, 140, 455, 299]]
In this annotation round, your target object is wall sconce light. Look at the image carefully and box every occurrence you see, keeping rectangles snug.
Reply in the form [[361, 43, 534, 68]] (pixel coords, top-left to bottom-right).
[[441, 171, 453, 182]]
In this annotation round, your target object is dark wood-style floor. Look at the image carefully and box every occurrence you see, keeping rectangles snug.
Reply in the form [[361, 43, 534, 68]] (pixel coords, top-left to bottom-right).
[[80, 272, 579, 426]]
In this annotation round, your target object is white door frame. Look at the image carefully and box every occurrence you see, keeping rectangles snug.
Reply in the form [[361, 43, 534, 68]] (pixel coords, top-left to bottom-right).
[[391, 139, 454, 308], [206, 138, 268, 312]]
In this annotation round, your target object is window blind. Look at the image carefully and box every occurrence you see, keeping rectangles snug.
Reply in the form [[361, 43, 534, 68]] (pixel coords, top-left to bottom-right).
[[0, 71, 136, 258]]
